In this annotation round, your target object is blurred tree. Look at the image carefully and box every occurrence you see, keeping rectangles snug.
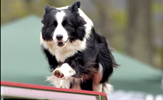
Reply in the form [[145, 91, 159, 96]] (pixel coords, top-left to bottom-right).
[[1, 0, 76, 24], [152, 1, 163, 69], [91, 0, 113, 45], [125, 0, 154, 65], [90, 0, 127, 51], [1, 0, 29, 24]]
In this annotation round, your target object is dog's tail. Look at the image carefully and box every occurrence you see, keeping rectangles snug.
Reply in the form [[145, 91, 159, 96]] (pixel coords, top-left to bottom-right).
[[102, 82, 114, 95]]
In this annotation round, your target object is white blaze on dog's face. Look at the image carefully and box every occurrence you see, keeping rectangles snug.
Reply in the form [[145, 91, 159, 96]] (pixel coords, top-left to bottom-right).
[[52, 11, 68, 47], [41, 1, 93, 48]]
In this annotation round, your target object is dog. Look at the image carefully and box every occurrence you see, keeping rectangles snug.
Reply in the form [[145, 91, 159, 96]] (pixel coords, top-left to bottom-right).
[[40, 1, 118, 95]]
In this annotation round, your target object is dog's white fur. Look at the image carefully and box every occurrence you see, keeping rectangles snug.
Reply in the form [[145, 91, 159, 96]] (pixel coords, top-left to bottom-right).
[[53, 11, 68, 44]]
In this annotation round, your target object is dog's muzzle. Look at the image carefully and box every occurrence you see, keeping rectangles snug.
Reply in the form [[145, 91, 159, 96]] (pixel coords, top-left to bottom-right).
[[57, 39, 69, 47]]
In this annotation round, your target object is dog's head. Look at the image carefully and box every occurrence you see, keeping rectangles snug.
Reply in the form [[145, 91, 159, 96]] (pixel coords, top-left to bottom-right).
[[41, 1, 93, 48]]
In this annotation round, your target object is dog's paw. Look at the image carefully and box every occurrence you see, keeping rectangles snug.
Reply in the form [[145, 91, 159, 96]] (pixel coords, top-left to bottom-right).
[[47, 63, 75, 89], [46, 76, 70, 89], [53, 70, 64, 78], [53, 63, 76, 79], [46, 75, 72, 89]]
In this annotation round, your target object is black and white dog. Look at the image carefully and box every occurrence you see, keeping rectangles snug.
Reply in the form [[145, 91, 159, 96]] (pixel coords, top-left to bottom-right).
[[40, 1, 117, 94]]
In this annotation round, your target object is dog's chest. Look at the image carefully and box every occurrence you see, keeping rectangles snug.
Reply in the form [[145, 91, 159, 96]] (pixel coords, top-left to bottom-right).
[[43, 39, 87, 62], [54, 49, 77, 62]]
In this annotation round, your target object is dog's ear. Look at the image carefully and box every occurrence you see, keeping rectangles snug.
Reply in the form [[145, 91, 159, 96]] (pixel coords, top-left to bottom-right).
[[69, 1, 81, 13], [41, 4, 54, 24], [44, 4, 54, 13]]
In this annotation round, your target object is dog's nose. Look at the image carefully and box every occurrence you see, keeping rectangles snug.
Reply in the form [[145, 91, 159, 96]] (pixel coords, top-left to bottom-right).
[[56, 35, 63, 40]]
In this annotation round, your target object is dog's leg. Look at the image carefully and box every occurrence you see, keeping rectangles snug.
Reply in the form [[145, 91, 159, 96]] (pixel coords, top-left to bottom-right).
[[93, 63, 103, 92], [102, 82, 113, 95], [53, 63, 76, 79], [46, 76, 71, 88], [93, 63, 113, 94], [47, 63, 76, 88], [92, 81, 113, 95], [70, 78, 81, 90], [93, 83, 103, 92]]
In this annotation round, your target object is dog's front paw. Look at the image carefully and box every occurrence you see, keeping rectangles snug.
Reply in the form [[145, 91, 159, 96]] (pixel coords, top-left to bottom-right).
[[47, 63, 75, 89], [46, 76, 70, 89], [53, 70, 64, 78], [53, 63, 76, 79]]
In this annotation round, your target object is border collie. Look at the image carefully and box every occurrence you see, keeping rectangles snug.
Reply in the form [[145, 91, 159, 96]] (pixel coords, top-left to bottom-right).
[[40, 1, 118, 94]]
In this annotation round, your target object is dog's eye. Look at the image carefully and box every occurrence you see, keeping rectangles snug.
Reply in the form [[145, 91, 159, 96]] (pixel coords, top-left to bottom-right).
[[52, 21, 57, 28], [52, 25, 55, 28], [64, 24, 69, 28], [62, 21, 70, 28]]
